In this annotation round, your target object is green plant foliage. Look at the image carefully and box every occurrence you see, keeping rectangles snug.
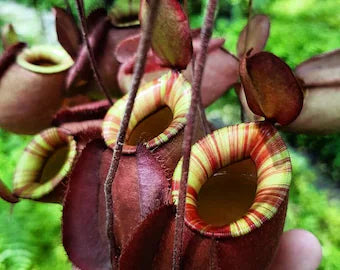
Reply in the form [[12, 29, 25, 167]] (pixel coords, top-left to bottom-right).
[[0, 130, 71, 270], [206, 89, 242, 127], [0, 201, 71, 270], [287, 134, 340, 183], [286, 151, 340, 270], [12, 0, 105, 14]]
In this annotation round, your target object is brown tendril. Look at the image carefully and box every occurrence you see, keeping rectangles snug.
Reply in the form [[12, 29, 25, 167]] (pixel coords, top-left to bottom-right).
[[75, 0, 113, 105], [172, 0, 218, 269], [244, 0, 253, 53], [103, 0, 160, 268]]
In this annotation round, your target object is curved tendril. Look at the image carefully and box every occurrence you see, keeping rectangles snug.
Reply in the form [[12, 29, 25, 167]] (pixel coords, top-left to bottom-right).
[[103, 0, 160, 268], [75, 0, 113, 105], [172, 0, 218, 269]]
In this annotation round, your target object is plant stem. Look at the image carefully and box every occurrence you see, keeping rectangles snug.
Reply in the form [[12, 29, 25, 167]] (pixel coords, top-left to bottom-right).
[[172, 0, 218, 269], [103, 0, 159, 268], [199, 103, 211, 133], [240, 0, 253, 121], [192, 39, 210, 136], [197, 103, 210, 135], [244, 0, 253, 50], [75, 0, 113, 105]]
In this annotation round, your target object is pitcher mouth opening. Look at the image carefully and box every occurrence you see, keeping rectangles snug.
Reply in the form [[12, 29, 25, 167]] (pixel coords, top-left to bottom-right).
[[172, 122, 291, 238], [13, 128, 77, 199], [102, 71, 191, 154], [197, 159, 258, 227], [16, 45, 73, 74]]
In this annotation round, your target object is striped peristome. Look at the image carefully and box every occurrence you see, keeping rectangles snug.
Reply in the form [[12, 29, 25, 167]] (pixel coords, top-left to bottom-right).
[[13, 128, 77, 199], [172, 122, 291, 238], [102, 71, 191, 153]]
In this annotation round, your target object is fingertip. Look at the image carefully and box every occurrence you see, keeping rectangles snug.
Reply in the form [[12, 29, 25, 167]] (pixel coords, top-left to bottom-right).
[[269, 229, 322, 270]]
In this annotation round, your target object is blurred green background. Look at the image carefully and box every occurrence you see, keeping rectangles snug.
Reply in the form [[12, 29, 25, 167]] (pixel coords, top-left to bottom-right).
[[0, 0, 339, 269]]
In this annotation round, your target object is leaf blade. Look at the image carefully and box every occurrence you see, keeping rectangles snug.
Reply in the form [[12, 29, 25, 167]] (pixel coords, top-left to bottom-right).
[[285, 86, 340, 134], [140, 0, 193, 69], [240, 52, 304, 125], [54, 7, 81, 59], [295, 49, 340, 87], [237, 14, 270, 58], [62, 140, 111, 270]]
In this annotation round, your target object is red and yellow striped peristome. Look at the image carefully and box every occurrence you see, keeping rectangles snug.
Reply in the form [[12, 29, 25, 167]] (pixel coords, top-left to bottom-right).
[[13, 128, 77, 199], [172, 122, 291, 238], [102, 71, 191, 153]]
